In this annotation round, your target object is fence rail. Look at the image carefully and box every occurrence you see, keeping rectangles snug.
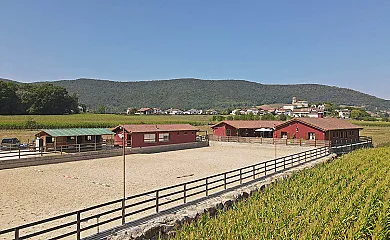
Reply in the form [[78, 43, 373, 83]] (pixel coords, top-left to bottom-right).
[[209, 135, 330, 147], [0, 139, 372, 240]]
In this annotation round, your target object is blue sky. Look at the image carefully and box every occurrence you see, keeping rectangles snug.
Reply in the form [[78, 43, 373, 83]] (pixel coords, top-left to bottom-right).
[[1, 0, 389, 99]]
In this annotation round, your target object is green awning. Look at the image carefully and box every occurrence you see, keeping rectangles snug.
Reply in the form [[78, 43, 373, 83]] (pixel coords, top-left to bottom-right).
[[39, 128, 114, 137]]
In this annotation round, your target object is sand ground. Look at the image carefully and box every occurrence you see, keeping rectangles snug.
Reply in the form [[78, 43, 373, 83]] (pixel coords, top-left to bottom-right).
[[0, 142, 313, 232]]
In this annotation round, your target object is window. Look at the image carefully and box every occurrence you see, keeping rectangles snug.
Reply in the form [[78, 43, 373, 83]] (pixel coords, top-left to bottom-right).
[[308, 132, 316, 140], [144, 134, 156, 143], [184, 131, 188, 135], [159, 133, 169, 142], [46, 137, 53, 143], [226, 129, 231, 136], [281, 132, 288, 139], [67, 136, 75, 142]]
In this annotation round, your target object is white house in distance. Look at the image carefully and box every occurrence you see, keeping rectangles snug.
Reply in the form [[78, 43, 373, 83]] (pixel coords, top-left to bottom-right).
[[337, 109, 351, 119], [183, 109, 202, 115]]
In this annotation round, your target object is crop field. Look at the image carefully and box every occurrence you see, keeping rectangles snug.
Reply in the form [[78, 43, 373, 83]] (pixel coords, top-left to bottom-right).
[[174, 147, 390, 240], [351, 120, 390, 128], [0, 114, 212, 129], [360, 126, 390, 147]]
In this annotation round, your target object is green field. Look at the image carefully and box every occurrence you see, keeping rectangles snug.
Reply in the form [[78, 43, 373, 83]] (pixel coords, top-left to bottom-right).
[[0, 114, 212, 129], [174, 147, 390, 240], [351, 120, 390, 127]]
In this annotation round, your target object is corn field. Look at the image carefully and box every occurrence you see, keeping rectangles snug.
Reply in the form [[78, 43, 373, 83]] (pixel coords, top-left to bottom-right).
[[0, 114, 210, 129], [174, 147, 390, 240]]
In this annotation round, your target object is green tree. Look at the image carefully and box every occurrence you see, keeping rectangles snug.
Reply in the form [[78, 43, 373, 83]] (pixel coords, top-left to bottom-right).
[[261, 113, 276, 120], [96, 105, 106, 114], [350, 109, 370, 120], [0, 81, 20, 114], [19, 84, 79, 114]]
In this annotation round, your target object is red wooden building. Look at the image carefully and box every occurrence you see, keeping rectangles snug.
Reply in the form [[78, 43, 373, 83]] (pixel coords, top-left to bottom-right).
[[112, 124, 199, 148], [212, 120, 283, 138], [274, 118, 363, 145]]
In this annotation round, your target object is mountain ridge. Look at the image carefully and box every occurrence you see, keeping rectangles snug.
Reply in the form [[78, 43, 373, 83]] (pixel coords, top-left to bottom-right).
[[2, 78, 389, 111]]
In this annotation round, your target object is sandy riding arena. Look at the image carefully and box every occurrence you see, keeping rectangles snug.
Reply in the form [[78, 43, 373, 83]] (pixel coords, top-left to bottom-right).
[[0, 142, 312, 231]]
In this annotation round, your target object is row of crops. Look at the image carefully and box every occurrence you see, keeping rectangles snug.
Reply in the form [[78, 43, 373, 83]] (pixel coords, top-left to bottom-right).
[[0, 114, 211, 129], [174, 147, 390, 239]]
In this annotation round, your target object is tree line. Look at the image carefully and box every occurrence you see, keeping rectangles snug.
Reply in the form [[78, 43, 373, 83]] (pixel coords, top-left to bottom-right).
[[0, 81, 79, 115]]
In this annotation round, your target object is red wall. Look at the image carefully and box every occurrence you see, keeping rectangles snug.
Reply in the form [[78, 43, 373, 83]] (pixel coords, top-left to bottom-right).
[[131, 130, 197, 148], [212, 124, 238, 136], [114, 130, 129, 146], [274, 122, 326, 140]]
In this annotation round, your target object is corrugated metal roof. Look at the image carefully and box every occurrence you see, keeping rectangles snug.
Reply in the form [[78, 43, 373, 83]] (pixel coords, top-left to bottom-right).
[[39, 128, 114, 137]]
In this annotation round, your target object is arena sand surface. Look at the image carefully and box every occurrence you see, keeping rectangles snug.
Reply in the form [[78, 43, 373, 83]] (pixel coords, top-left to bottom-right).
[[0, 142, 313, 230]]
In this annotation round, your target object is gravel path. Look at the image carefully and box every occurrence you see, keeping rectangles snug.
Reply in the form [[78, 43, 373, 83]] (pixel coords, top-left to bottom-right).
[[0, 142, 313, 230]]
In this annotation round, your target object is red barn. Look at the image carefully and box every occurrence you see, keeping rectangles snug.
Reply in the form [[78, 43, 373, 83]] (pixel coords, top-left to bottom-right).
[[112, 124, 199, 148], [212, 120, 283, 138], [274, 118, 363, 145]]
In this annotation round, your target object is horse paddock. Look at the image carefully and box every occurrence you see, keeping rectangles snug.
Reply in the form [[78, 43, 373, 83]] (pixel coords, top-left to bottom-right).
[[0, 141, 313, 234]]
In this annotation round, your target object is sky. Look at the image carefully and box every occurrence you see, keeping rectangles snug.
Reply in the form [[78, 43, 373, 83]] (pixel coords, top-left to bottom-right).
[[1, 0, 390, 99]]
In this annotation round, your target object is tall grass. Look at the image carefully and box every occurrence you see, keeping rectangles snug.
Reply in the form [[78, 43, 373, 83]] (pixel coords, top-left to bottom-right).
[[173, 147, 390, 239]]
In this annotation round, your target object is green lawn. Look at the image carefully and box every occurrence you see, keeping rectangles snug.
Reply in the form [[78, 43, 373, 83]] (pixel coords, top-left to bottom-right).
[[174, 147, 390, 240]]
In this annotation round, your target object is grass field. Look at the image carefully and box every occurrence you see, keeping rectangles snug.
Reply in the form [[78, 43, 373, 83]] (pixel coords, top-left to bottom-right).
[[0, 114, 212, 129], [174, 147, 390, 240]]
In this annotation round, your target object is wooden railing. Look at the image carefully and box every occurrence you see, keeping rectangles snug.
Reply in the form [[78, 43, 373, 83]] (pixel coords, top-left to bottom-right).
[[209, 135, 330, 147], [0, 139, 373, 240]]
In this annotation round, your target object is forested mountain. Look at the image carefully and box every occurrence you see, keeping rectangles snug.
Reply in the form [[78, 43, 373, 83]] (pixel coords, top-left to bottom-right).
[[51, 78, 390, 112], [3, 78, 390, 112]]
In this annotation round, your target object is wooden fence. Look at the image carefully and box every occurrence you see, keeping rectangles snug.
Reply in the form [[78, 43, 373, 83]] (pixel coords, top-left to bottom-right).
[[209, 135, 330, 147], [0, 139, 372, 240]]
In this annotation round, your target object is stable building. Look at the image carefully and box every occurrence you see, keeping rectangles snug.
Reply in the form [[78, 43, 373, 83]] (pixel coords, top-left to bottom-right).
[[211, 120, 283, 138], [112, 124, 199, 148], [274, 118, 363, 145], [35, 128, 114, 151]]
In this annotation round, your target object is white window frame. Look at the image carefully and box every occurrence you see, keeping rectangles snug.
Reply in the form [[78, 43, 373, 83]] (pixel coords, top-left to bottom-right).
[[159, 133, 169, 142], [144, 133, 156, 143]]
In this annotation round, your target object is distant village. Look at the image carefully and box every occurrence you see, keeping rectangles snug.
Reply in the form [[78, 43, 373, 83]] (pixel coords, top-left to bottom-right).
[[125, 97, 367, 120]]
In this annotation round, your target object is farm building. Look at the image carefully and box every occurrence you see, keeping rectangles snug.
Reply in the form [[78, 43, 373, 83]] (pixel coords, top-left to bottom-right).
[[212, 120, 283, 138], [35, 128, 114, 151], [274, 118, 363, 144], [112, 124, 200, 148]]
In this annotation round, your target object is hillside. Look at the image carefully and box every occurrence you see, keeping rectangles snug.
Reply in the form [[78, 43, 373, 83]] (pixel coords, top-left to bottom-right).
[[3, 78, 390, 111]]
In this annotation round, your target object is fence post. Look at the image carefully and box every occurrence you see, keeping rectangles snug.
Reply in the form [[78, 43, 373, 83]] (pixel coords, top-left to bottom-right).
[[264, 163, 267, 176], [76, 211, 81, 240], [95, 143, 97, 151], [274, 159, 277, 172], [18, 147, 21, 159], [206, 178, 209, 196], [283, 157, 286, 169], [183, 184, 187, 203], [253, 165, 256, 180], [122, 198, 125, 224], [156, 191, 159, 213], [60, 146, 63, 155], [78, 144, 81, 153], [15, 228, 19, 240], [240, 169, 242, 184], [224, 173, 227, 190]]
